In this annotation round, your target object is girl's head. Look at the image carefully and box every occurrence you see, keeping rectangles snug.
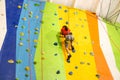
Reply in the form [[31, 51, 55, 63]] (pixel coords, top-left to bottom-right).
[[63, 25, 68, 31]]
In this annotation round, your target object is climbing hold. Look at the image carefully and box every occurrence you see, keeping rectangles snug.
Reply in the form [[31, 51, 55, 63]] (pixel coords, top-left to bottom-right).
[[41, 57, 45, 60], [84, 51, 87, 55], [21, 25, 25, 29], [20, 32, 24, 36], [19, 42, 23, 46], [19, 38, 23, 40], [29, 11, 33, 15], [15, 78, 19, 80], [35, 28, 39, 31], [96, 74, 100, 78], [26, 48, 30, 52], [52, 23, 55, 26], [58, 6, 62, 9], [54, 53, 58, 56], [34, 31, 39, 34], [80, 61, 85, 64], [22, 17, 27, 21], [64, 10, 68, 12], [18, 5, 21, 9], [33, 61, 37, 65], [54, 42, 58, 46], [8, 59, 14, 64], [35, 16, 39, 19], [25, 66, 30, 71], [16, 60, 22, 64], [68, 71, 73, 75], [59, 18, 62, 20], [40, 21, 44, 24], [25, 74, 29, 77], [15, 25, 18, 28], [87, 62, 90, 65], [54, 13, 57, 16], [40, 10, 44, 13], [84, 19, 87, 21], [84, 36, 87, 39], [66, 21, 69, 24], [75, 66, 78, 69], [56, 70, 60, 74], [34, 39, 38, 43], [34, 45, 37, 48], [28, 14, 32, 18], [34, 3, 40, 6], [81, 25, 84, 28], [23, 4, 28, 10], [90, 52, 94, 56]]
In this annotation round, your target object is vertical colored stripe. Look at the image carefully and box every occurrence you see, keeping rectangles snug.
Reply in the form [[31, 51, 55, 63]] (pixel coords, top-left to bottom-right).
[[86, 11, 113, 80], [0, 0, 24, 80], [58, 5, 98, 80], [34, 2, 66, 80]]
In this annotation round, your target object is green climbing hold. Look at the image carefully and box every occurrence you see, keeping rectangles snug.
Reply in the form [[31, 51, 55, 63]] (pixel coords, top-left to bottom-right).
[[26, 48, 30, 52], [19, 42, 23, 46], [28, 14, 32, 18], [34, 31, 39, 34], [20, 32, 24, 36], [24, 4, 28, 10], [34, 45, 37, 48], [54, 53, 58, 56], [21, 25, 25, 29], [34, 3, 40, 6], [15, 78, 19, 80], [25, 74, 29, 77], [16, 60, 22, 64], [19, 38, 23, 40], [84, 36, 87, 39]]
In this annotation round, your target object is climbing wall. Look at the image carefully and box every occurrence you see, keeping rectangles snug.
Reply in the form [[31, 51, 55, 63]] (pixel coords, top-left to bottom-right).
[[1, 1, 120, 80]]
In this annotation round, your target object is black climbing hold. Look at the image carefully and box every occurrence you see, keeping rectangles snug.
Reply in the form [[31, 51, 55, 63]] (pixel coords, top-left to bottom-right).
[[54, 53, 58, 56], [96, 74, 100, 78], [59, 18, 62, 20], [33, 61, 37, 65], [68, 71, 73, 75], [56, 70, 60, 74], [66, 21, 69, 24], [75, 66, 78, 69], [54, 42, 58, 46]]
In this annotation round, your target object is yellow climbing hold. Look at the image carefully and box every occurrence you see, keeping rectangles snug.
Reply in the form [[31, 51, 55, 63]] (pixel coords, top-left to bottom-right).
[[8, 59, 14, 64], [25, 66, 30, 71], [18, 5, 21, 9]]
